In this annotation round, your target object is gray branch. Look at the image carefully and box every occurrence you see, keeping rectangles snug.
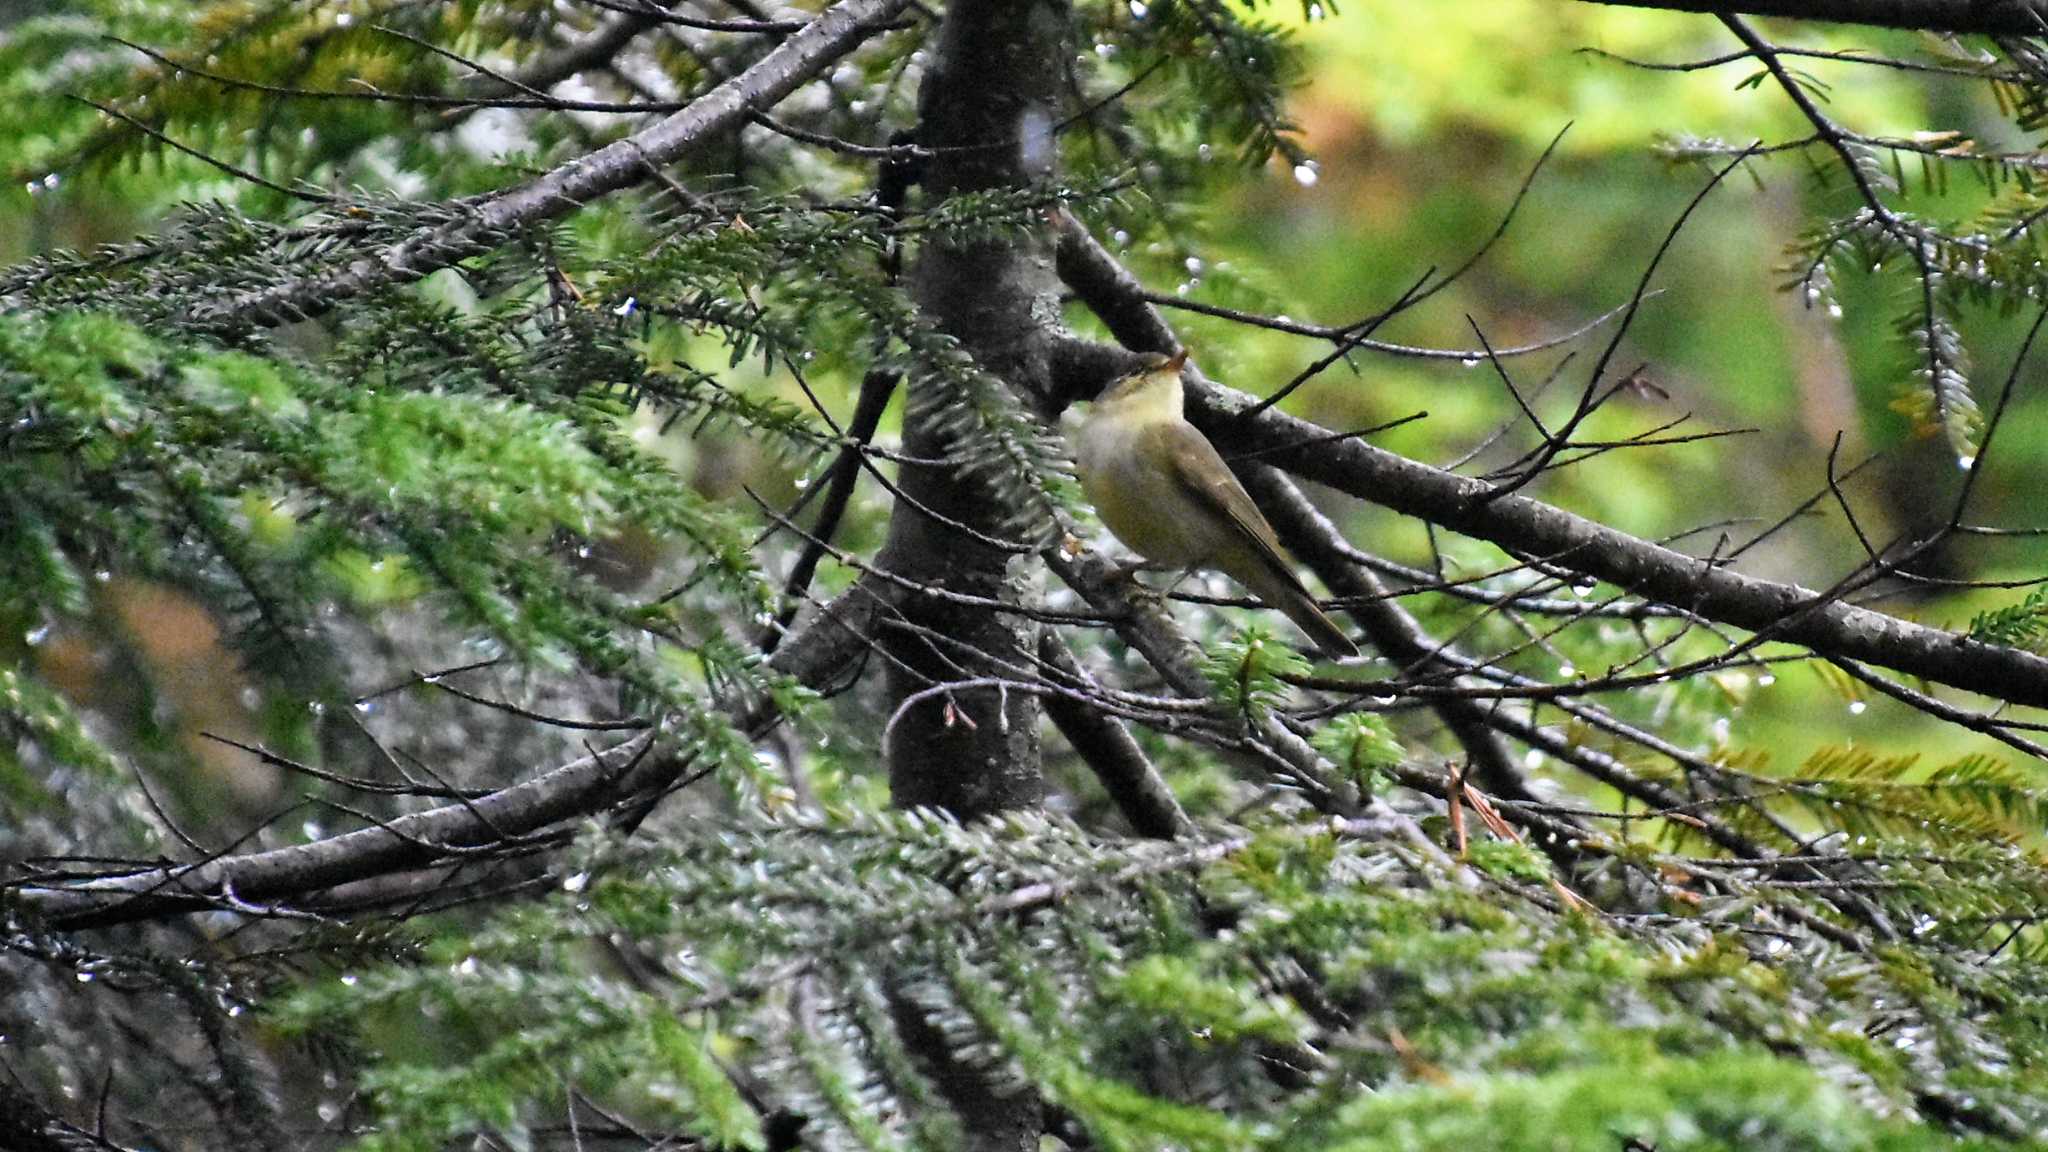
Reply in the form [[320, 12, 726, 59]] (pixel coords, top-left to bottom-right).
[[197, 0, 904, 332], [1052, 220, 2048, 711], [9, 576, 897, 930], [1242, 466, 1548, 809], [1038, 630, 1195, 840], [16, 735, 650, 929], [1235, 402, 2048, 708]]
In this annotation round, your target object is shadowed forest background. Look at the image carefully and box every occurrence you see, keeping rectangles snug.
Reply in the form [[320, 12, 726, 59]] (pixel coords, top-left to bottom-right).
[[6, 1, 2048, 1150]]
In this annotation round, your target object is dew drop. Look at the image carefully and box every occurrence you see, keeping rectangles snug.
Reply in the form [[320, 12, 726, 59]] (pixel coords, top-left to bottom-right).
[[1957, 454, 1976, 471], [339, 973, 359, 986], [1292, 160, 1320, 187], [562, 871, 590, 893], [1848, 700, 1868, 715], [23, 624, 49, 647], [1129, 0, 1148, 17], [1757, 673, 1776, 687]]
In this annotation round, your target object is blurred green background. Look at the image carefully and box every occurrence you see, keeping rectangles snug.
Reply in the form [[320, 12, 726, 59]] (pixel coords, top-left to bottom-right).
[[1149, 6, 2048, 774]]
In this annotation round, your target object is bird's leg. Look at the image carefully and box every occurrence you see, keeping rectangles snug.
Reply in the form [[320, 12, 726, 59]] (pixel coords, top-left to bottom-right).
[[1105, 558, 1166, 587], [1159, 567, 1196, 599], [1104, 559, 1174, 608]]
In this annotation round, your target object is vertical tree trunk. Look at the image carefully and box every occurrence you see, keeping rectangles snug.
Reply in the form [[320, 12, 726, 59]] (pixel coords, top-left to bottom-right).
[[880, 0, 1070, 821], [877, 5, 1073, 1149]]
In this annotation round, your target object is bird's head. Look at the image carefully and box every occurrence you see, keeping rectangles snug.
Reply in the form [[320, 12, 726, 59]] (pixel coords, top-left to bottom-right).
[[1094, 349, 1188, 417]]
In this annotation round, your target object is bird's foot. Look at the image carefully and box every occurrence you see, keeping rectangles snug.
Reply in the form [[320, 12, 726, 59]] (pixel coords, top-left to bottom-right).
[[1103, 561, 1169, 609], [1105, 559, 1157, 586]]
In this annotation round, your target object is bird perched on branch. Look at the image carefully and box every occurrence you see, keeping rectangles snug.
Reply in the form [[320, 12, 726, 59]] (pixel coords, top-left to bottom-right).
[[1072, 350, 1358, 660]]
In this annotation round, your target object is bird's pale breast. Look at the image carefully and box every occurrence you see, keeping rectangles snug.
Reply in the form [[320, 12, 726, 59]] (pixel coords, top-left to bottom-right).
[[1075, 412, 1227, 567]]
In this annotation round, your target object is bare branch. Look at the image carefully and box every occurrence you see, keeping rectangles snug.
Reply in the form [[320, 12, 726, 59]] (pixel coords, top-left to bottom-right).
[[1037, 632, 1196, 840], [1053, 218, 2048, 710], [199, 0, 905, 332], [1571, 0, 2048, 35]]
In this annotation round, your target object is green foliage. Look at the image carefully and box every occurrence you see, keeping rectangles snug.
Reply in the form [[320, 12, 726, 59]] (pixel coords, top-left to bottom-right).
[[1785, 744, 2048, 844], [1311, 712, 1405, 790], [1969, 586, 2048, 651], [1320, 1047, 1975, 1152], [1202, 623, 1311, 716], [276, 811, 2048, 1151]]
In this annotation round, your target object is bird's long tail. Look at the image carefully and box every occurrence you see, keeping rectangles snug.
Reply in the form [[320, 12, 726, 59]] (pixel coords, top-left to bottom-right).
[[1227, 553, 1358, 660]]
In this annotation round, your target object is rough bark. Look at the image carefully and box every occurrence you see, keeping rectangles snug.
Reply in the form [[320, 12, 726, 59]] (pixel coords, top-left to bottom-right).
[[878, 0, 1071, 822], [870, 5, 1077, 1149]]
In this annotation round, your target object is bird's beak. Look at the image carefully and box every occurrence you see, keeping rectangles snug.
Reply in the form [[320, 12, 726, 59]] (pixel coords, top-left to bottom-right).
[[1164, 349, 1189, 374]]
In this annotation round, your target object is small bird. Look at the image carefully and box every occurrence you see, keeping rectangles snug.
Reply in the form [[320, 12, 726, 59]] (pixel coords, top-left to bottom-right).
[[1072, 350, 1359, 659]]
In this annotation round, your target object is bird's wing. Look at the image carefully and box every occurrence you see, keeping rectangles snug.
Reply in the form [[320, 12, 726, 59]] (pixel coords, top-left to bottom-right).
[[1148, 420, 1310, 593]]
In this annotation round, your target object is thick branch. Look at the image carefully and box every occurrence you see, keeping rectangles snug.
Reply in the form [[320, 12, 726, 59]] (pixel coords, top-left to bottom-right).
[[1053, 223, 2048, 711], [198, 0, 904, 332], [1237, 406, 2048, 708], [14, 735, 650, 929], [8, 575, 898, 930], [1241, 466, 1544, 808], [1037, 630, 1195, 839], [1572, 0, 2048, 33]]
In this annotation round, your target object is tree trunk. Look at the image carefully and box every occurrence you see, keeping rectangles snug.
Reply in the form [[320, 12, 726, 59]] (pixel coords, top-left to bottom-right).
[[880, 0, 1070, 821], [876, 5, 1074, 1148]]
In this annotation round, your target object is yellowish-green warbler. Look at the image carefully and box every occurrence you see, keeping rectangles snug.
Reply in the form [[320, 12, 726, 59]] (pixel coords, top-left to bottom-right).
[[1073, 351, 1358, 659]]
